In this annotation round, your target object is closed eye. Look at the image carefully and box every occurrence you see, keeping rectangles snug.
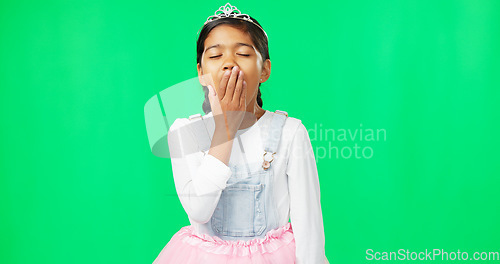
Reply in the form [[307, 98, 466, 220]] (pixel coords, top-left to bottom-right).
[[209, 54, 250, 59]]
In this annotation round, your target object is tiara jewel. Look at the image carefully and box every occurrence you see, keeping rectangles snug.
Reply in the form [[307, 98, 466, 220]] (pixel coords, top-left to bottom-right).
[[206, 3, 249, 23], [197, 2, 268, 40]]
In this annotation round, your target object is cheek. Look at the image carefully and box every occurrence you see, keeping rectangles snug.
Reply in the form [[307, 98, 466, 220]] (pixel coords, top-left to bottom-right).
[[244, 81, 259, 102], [242, 68, 259, 89], [201, 66, 220, 89]]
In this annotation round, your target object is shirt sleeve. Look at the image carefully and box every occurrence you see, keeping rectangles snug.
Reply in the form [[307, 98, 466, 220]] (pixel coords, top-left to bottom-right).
[[167, 118, 233, 224], [286, 121, 328, 264]]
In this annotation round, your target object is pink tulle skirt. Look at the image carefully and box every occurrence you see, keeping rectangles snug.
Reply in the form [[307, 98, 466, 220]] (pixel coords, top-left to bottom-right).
[[152, 222, 296, 263]]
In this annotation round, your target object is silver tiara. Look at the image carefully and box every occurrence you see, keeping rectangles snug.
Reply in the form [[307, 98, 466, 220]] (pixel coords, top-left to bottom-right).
[[197, 2, 268, 40]]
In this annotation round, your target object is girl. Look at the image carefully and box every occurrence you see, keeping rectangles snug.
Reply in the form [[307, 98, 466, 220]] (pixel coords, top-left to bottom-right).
[[153, 3, 329, 263]]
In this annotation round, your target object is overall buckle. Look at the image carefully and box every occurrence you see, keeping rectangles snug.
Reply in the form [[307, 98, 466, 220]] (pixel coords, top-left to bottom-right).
[[262, 151, 276, 170]]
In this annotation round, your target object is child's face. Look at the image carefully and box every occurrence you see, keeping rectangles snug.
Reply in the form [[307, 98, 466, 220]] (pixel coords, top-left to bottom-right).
[[198, 24, 270, 108]]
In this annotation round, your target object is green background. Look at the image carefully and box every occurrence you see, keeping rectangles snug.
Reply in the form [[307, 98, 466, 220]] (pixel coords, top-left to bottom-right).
[[1, 0, 499, 263]]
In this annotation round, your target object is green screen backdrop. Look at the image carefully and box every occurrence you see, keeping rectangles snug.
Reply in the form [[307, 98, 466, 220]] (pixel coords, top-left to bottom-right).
[[1, 0, 499, 263]]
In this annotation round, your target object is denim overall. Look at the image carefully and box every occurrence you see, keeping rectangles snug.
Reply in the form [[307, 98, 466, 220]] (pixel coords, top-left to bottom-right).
[[187, 110, 288, 241]]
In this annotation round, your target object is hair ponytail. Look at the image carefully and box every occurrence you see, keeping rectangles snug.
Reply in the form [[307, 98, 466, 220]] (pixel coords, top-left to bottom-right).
[[202, 85, 211, 114]]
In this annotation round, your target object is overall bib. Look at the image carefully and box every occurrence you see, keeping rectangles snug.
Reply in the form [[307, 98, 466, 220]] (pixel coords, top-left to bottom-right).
[[207, 110, 287, 241], [153, 110, 297, 263]]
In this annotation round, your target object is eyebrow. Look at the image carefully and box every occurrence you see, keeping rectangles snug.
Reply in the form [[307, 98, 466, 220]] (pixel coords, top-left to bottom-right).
[[204, 42, 254, 53]]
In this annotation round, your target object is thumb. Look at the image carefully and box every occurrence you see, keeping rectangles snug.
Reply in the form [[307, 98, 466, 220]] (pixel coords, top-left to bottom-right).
[[207, 84, 217, 97]]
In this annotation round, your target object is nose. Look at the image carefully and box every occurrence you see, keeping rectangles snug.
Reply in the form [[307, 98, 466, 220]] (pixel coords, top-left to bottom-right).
[[222, 56, 239, 73], [223, 65, 238, 72]]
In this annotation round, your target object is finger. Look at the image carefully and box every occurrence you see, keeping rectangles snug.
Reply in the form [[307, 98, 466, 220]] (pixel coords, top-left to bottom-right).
[[239, 80, 247, 108], [224, 66, 239, 101], [219, 69, 230, 99], [232, 70, 244, 103]]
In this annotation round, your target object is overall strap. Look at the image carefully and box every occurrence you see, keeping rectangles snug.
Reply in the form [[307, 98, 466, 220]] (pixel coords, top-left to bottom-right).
[[261, 110, 288, 170], [186, 113, 212, 155], [263, 110, 288, 153]]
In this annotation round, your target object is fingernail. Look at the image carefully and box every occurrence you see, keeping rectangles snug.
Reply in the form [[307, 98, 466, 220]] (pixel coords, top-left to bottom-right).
[[224, 70, 230, 76]]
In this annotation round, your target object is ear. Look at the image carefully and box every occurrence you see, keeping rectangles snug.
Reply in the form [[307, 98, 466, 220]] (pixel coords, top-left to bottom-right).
[[260, 59, 271, 82], [197, 63, 207, 86]]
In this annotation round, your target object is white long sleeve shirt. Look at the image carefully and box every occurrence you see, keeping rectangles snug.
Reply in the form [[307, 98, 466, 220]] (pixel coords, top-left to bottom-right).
[[167, 110, 328, 264]]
